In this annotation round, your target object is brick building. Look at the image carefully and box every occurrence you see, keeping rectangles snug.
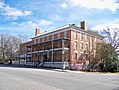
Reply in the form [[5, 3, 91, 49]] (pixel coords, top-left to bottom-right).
[[20, 21, 104, 70]]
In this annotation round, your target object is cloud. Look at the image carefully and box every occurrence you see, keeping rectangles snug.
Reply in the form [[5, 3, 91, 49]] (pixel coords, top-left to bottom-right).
[[39, 20, 52, 26], [91, 23, 119, 31], [69, 0, 119, 13], [11, 21, 38, 28], [0, 0, 4, 8], [61, 3, 67, 9], [0, 0, 33, 20]]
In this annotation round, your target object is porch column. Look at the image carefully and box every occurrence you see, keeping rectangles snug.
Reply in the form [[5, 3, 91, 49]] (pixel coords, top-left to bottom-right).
[[52, 42, 54, 67], [62, 39, 65, 69]]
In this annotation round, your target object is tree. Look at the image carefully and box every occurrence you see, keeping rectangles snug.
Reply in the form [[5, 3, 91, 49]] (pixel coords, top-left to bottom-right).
[[97, 28, 119, 72], [0, 34, 29, 63]]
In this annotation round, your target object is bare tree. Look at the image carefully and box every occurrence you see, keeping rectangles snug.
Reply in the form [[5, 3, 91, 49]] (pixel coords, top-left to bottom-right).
[[0, 34, 29, 63]]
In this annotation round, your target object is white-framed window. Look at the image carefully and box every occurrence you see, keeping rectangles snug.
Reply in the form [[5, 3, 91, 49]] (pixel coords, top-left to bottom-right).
[[80, 42, 83, 50], [58, 33, 60, 39], [90, 42, 92, 50], [86, 43, 88, 51], [80, 33, 83, 41], [34, 39, 36, 44], [74, 53, 77, 60], [74, 32, 77, 39], [58, 41, 61, 48], [42, 37, 44, 42], [85, 34, 88, 41], [64, 31, 67, 38], [95, 37, 97, 43], [52, 34, 54, 40], [74, 41, 77, 50], [47, 36, 49, 41], [90, 36, 92, 42], [80, 53, 83, 62], [85, 54, 89, 61], [38, 39, 40, 43]]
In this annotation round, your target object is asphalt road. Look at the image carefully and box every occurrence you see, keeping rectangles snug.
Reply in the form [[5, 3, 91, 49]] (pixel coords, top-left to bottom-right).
[[0, 65, 119, 90]]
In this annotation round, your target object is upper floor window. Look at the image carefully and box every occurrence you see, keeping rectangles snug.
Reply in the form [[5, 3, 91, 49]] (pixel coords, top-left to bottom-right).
[[42, 37, 44, 42], [90, 36, 92, 42], [85, 35, 88, 41], [52, 34, 54, 40], [95, 37, 97, 43], [64, 31, 67, 38], [90, 42, 92, 50], [47, 36, 49, 41], [34, 39, 36, 44], [86, 43, 88, 51], [74, 32, 77, 39], [80, 33, 83, 41], [80, 42, 83, 50], [38, 38, 40, 43], [58, 33, 60, 39], [74, 41, 77, 50]]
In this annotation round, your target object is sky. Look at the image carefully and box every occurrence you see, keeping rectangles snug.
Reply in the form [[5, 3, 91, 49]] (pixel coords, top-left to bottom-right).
[[0, 0, 119, 37]]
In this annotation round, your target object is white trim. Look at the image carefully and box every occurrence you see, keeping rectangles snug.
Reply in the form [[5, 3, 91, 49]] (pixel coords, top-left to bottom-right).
[[32, 51, 38, 53]]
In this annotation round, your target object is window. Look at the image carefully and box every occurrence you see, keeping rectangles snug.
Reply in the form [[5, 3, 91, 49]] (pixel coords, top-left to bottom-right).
[[80, 53, 83, 62], [38, 38, 40, 43], [95, 37, 97, 43], [47, 36, 49, 41], [90, 36, 92, 42], [64, 31, 67, 38], [85, 35, 88, 41], [34, 39, 36, 44], [42, 37, 44, 42], [58, 33, 60, 39], [52, 34, 54, 40], [74, 41, 77, 50], [58, 42, 61, 48], [80, 42, 83, 50], [86, 43, 88, 51], [90, 42, 92, 50], [74, 53, 77, 60], [74, 32, 77, 39], [86, 54, 88, 61], [80, 33, 83, 41]]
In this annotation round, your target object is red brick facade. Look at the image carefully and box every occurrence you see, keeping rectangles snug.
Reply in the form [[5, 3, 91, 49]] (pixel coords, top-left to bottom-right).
[[20, 22, 104, 70]]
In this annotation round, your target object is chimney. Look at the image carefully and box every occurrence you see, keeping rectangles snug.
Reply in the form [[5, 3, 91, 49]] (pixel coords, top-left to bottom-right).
[[81, 21, 87, 30], [35, 29, 40, 36]]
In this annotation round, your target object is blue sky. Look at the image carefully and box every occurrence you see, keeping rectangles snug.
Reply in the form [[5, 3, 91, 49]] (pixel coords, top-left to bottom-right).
[[0, 0, 119, 37]]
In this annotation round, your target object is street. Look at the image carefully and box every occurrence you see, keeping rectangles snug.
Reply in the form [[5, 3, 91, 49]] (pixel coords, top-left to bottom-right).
[[0, 65, 119, 90]]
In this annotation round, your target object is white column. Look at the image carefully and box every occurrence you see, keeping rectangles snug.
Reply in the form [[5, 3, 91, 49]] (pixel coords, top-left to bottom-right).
[[62, 39, 65, 69], [52, 42, 54, 67]]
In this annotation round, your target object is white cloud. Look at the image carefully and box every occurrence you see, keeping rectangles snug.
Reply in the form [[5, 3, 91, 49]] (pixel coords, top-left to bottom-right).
[[0, 0, 4, 8], [69, 0, 119, 13], [91, 23, 119, 31], [0, 1, 33, 20], [61, 3, 67, 9], [10, 21, 38, 28], [39, 20, 52, 26]]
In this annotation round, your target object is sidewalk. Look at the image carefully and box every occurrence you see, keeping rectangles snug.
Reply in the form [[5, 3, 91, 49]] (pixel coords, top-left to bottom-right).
[[0, 64, 85, 73]]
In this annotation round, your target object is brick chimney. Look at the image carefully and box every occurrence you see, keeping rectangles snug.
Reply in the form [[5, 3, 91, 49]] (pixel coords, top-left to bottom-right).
[[81, 21, 87, 30], [35, 29, 40, 36]]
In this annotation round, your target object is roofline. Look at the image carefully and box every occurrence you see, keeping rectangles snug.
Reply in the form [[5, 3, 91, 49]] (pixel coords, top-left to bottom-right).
[[20, 40, 32, 45], [31, 24, 104, 39]]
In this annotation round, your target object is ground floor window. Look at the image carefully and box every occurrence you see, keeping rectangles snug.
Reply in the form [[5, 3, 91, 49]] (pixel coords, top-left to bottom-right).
[[74, 53, 77, 60]]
